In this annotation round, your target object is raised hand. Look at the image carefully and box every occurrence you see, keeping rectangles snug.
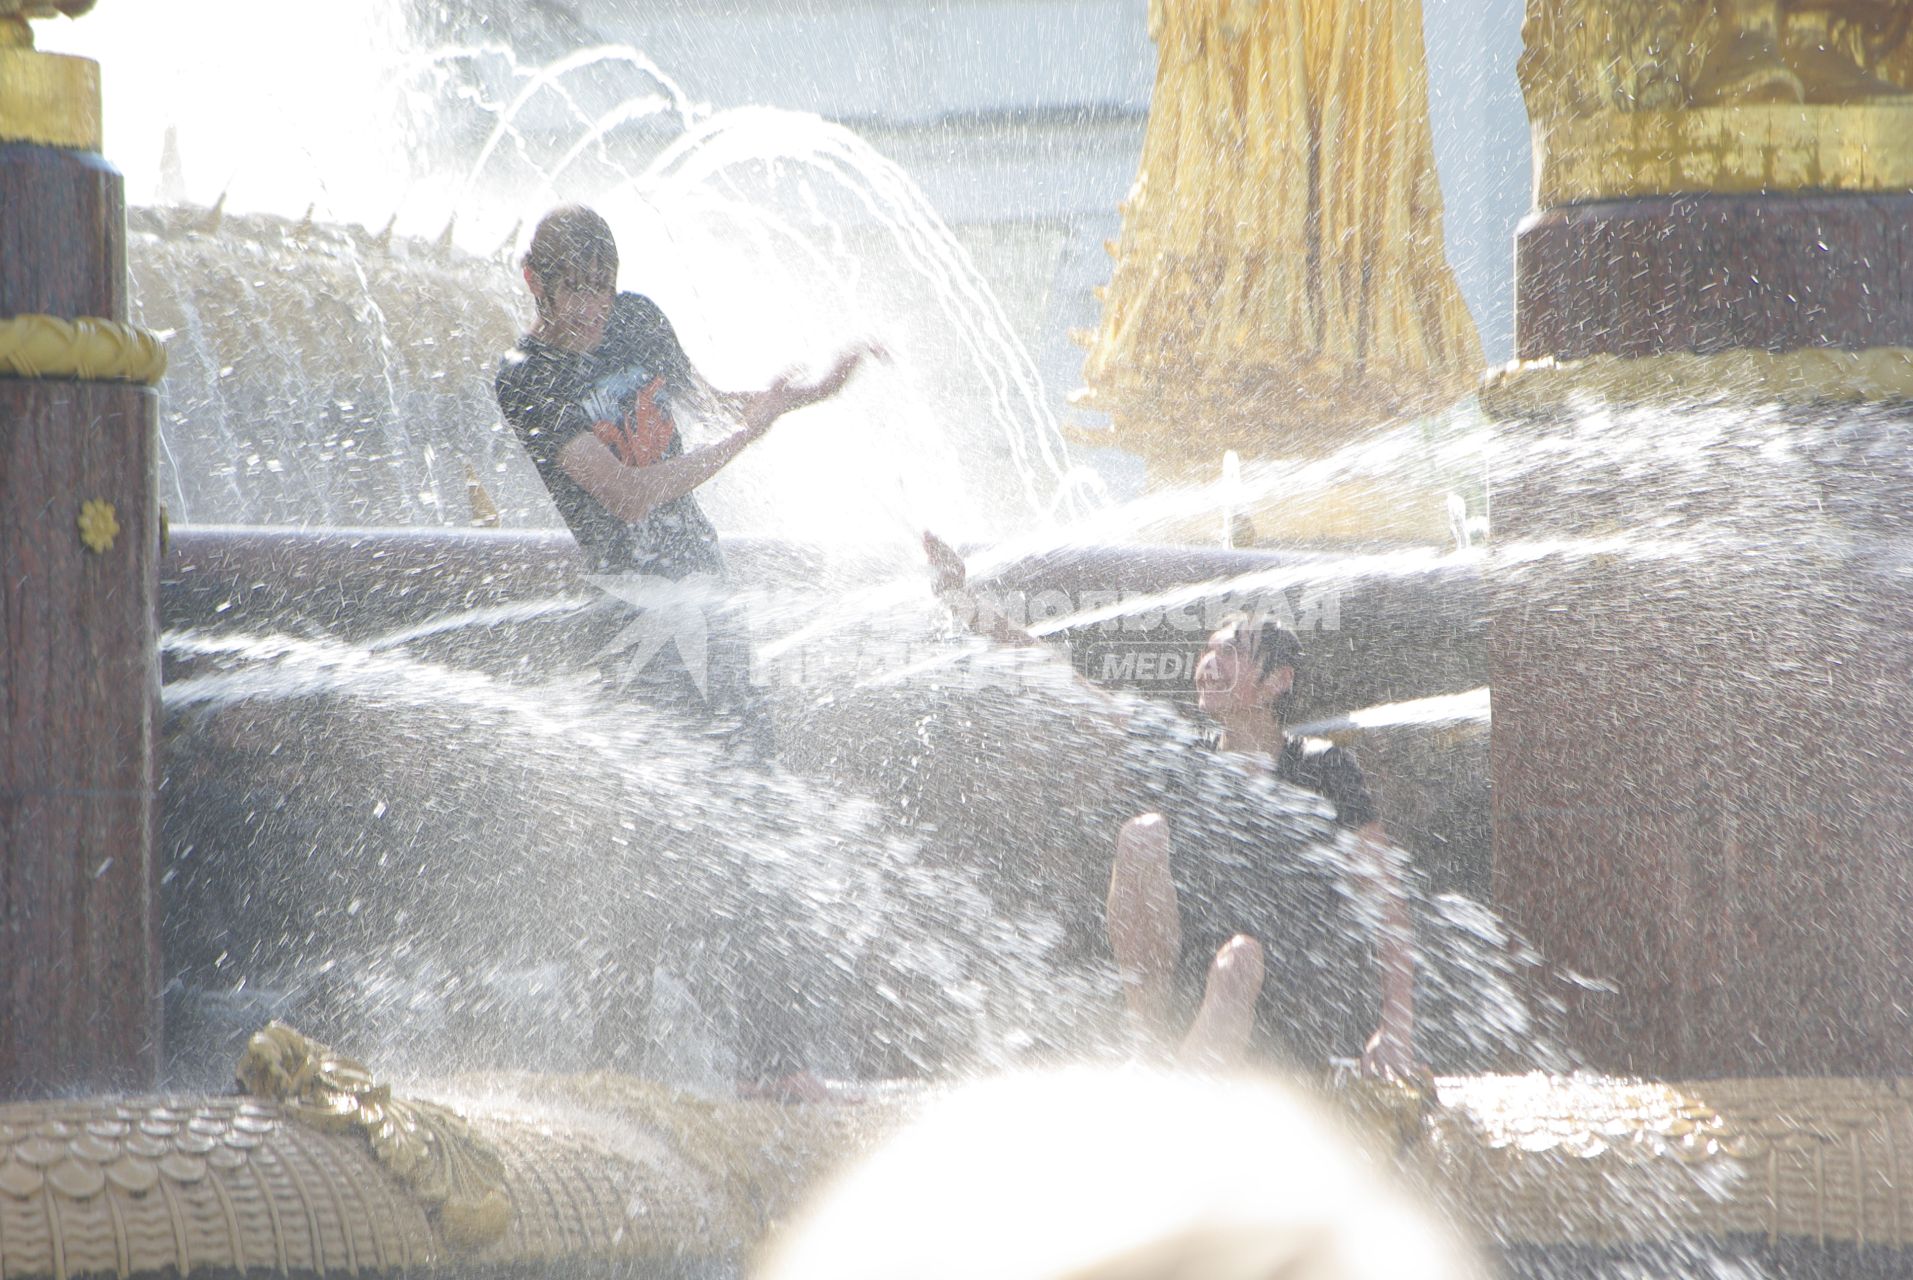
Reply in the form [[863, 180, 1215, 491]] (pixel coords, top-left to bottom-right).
[[788, 339, 888, 410], [741, 340, 887, 435], [923, 529, 967, 597]]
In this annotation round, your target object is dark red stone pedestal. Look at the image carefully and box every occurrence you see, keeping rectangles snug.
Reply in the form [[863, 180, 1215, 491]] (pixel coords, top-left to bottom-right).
[[1515, 195, 1913, 360], [1492, 191, 1913, 1078], [0, 139, 160, 1097], [0, 143, 128, 321], [1491, 410, 1913, 1077]]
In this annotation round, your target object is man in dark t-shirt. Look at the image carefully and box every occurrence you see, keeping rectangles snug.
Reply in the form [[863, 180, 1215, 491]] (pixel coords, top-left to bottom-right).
[[922, 535, 1417, 1076], [496, 207, 879, 1091], [1108, 614, 1414, 1075], [498, 289, 726, 581], [495, 205, 874, 719]]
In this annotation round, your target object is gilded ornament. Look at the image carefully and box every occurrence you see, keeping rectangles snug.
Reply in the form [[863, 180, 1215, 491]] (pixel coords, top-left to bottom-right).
[[1522, 0, 1913, 201], [1481, 347, 1913, 413], [102, 1155, 158, 1194], [1335, 1076, 1435, 1149], [1079, 0, 1482, 471], [123, 1132, 165, 1157], [0, 3, 98, 16], [0, 1162, 43, 1198], [66, 1134, 115, 1162], [77, 499, 117, 553], [13, 1135, 63, 1167], [237, 1022, 513, 1250], [45, 1157, 106, 1199], [0, 2, 100, 150], [156, 1153, 207, 1184], [0, 315, 168, 384], [206, 1146, 247, 1172]]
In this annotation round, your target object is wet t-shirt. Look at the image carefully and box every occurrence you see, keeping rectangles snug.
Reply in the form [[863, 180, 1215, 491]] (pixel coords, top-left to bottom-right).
[[1265, 734, 1378, 831], [496, 293, 725, 581], [1161, 729, 1383, 1062]]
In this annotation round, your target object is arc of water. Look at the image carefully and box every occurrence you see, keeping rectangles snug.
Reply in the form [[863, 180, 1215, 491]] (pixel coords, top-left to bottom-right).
[[532, 94, 677, 210], [457, 45, 704, 214], [640, 109, 1080, 523], [651, 187, 865, 394], [984, 415, 1456, 559], [348, 38, 1095, 530], [759, 510, 1474, 685], [333, 233, 442, 523], [804, 146, 1064, 512], [141, 244, 335, 524], [803, 146, 1060, 512], [776, 536, 1479, 700], [767, 412, 1496, 682], [1025, 546, 1472, 642]]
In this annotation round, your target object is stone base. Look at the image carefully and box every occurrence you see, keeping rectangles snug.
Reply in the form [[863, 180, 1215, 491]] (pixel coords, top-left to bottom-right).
[[0, 135, 158, 1098], [1515, 194, 1913, 361], [0, 380, 160, 1098], [1489, 399, 1913, 1077], [0, 142, 124, 318]]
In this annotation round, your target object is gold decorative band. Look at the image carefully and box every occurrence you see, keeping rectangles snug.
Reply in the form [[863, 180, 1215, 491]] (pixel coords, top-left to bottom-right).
[[238, 1024, 513, 1250], [10, 1048, 1913, 1270], [1481, 348, 1913, 416], [0, 47, 101, 150], [0, 314, 167, 384], [1536, 103, 1913, 205]]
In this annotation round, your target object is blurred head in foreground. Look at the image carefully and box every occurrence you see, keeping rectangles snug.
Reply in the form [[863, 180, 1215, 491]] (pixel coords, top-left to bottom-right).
[[757, 1068, 1479, 1280]]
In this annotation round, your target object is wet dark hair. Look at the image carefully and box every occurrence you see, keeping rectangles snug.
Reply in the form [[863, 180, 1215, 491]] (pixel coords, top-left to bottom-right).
[[1213, 610, 1304, 679], [523, 205, 618, 310]]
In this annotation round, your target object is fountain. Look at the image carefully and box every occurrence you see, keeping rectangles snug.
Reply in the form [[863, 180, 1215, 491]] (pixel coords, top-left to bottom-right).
[[6, 0, 1913, 1277]]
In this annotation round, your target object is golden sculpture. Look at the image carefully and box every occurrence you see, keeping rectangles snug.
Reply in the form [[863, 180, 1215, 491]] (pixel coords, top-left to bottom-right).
[[0, 315, 169, 384], [236, 1023, 513, 1249], [1079, 0, 1484, 474], [1691, 0, 1911, 104], [0, 1025, 876, 1279], [1427, 1073, 1913, 1247], [1523, 0, 1913, 201], [0, 0, 101, 150]]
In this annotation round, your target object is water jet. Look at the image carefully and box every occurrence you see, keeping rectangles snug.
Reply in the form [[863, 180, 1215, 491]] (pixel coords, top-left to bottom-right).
[[8, 2, 1913, 1277]]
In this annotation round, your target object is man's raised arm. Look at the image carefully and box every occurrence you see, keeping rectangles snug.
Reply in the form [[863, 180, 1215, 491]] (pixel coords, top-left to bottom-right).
[[560, 344, 877, 524]]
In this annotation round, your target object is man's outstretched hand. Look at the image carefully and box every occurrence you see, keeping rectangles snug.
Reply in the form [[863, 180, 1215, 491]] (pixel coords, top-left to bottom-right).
[[800, 339, 887, 406], [748, 340, 888, 432]]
